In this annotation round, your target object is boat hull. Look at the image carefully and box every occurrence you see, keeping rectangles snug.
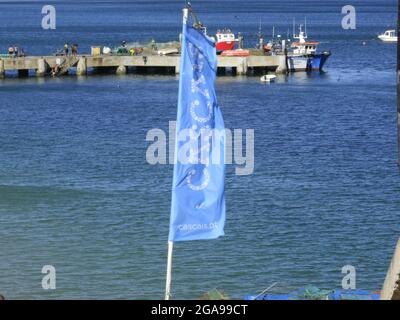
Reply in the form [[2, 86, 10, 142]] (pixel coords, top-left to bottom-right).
[[288, 56, 311, 72], [288, 51, 330, 72], [216, 41, 236, 52], [378, 36, 398, 42], [310, 52, 331, 71]]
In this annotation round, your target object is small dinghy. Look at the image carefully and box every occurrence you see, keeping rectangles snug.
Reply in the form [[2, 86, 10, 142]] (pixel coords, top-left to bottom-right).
[[260, 74, 276, 83]]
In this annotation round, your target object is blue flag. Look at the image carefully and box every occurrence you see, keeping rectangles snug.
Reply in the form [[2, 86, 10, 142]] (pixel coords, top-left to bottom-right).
[[168, 23, 226, 242]]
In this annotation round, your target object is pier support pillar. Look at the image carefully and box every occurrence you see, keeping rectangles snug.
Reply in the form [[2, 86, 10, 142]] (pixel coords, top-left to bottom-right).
[[36, 58, 46, 77], [175, 63, 180, 74], [276, 55, 288, 74], [116, 65, 127, 75], [18, 69, 29, 77], [76, 57, 87, 76], [0, 59, 4, 78], [236, 59, 248, 76]]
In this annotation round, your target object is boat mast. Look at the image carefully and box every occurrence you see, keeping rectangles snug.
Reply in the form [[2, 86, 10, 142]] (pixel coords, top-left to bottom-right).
[[305, 17, 307, 37], [258, 18, 264, 49], [258, 17, 262, 39], [293, 18, 295, 37]]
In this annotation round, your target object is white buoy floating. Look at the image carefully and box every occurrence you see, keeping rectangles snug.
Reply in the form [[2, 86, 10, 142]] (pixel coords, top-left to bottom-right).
[[260, 74, 277, 83]]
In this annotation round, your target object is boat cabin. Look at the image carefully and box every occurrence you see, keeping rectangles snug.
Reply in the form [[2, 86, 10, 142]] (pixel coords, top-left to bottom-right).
[[291, 26, 319, 55], [216, 29, 236, 42], [383, 30, 396, 38], [291, 41, 319, 55]]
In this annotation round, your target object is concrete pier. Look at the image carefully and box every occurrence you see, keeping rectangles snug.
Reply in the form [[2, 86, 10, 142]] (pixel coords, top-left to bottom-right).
[[0, 53, 287, 78]]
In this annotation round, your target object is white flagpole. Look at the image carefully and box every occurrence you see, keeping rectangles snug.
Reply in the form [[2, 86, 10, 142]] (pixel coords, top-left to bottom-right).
[[164, 5, 189, 301], [165, 240, 174, 300], [182, 5, 189, 26]]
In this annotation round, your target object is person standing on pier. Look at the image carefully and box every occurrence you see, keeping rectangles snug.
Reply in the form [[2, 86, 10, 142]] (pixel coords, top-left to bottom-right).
[[71, 44, 78, 56], [64, 43, 69, 56], [8, 46, 14, 56]]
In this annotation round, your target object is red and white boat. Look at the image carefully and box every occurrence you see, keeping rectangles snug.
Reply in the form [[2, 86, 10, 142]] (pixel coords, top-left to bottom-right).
[[215, 29, 237, 51]]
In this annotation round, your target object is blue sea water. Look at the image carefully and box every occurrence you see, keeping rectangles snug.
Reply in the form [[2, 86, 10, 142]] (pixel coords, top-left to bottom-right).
[[0, 0, 399, 299]]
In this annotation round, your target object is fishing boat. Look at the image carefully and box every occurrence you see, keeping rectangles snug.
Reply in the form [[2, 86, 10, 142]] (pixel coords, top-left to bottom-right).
[[289, 24, 331, 72], [215, 29, 237, 52], [378, 29, 398, 42]]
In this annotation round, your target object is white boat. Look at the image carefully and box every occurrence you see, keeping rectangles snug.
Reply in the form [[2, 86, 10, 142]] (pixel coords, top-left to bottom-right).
[[378, 30, 398, 42], [260, 74, 276, 83], [288, 24, 330, 72]]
